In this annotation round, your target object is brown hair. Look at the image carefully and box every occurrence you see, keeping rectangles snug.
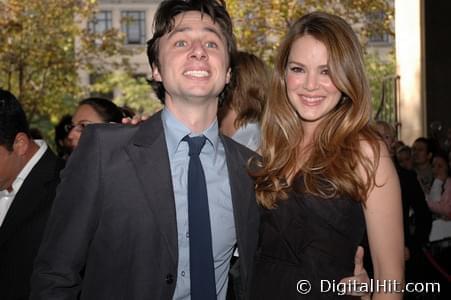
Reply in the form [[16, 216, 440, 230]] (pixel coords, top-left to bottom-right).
[[252, 12, 380, 208], [218, 51, 270, 128]]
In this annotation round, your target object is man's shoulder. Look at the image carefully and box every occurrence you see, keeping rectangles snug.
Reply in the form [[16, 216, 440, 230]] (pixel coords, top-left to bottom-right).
[[41, 147, 65, 173], [221, 134, 261, 174], [89, 123, 138, 145], [221, 134, 258, 159], [87, 112, 163, 148]]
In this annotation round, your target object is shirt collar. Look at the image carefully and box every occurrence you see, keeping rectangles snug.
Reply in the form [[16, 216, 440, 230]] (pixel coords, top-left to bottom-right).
[[161, 107, 219, 156], [10, 140, 47, 194]]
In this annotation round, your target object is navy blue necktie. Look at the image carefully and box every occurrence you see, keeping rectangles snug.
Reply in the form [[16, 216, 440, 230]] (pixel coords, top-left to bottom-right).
[[183, 135, 216, 300]]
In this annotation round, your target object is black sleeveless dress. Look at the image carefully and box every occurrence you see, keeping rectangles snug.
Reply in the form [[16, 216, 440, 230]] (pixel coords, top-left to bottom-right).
[[250, 177, 365, 299]]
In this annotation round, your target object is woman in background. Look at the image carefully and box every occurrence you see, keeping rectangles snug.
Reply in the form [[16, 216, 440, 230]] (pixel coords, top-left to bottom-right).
[[218, 51, 270, 151], [427, 152, 451, 241], [67, 97, 128, 151]]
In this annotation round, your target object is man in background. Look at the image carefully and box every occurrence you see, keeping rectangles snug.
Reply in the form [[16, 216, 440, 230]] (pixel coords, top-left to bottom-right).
[[0, 88, 64, 299]]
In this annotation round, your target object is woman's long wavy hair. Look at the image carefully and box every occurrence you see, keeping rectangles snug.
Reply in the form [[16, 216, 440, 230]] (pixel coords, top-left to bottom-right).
[[252, 12, 381, 208]]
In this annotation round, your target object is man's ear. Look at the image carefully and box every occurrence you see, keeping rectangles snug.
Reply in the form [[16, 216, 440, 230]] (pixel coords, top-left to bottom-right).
[[152, 64, 162, 82], [225, 67, 231, 84], [13, 133, 30, 156]]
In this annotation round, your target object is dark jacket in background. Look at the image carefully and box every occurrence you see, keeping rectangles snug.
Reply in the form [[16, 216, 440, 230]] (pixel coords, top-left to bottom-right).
[[0, 148, 64, 300], [396, 164, 432, 252]]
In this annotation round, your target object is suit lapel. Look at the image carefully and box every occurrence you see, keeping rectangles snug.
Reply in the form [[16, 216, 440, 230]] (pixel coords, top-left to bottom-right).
[[0, 148, 57, 248], [124, 111, 178, 264], [221, 136, 252, 244], [221, 136, 255, 260]]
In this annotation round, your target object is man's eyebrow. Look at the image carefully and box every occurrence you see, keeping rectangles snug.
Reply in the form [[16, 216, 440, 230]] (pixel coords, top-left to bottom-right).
[[167, 25, 224, 42], [203, 26, 224, 41]]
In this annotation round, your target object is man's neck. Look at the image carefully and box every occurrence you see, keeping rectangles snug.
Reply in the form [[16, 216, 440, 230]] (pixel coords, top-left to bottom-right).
[[5, 140, 40, 193], [165, 97, 218, 134], [26, 140, 40, 159]]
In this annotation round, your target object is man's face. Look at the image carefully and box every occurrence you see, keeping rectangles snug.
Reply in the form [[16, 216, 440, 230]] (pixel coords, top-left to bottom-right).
[[396, 150, 413, 170], [412, 141, 430, 166], [152, 11, 231, 106], [0, 144, 21, 192]]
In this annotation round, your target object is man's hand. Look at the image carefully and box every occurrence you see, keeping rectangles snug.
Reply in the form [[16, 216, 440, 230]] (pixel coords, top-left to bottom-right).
[[121, 114, 149, 125], [340, 246, 371, 300]]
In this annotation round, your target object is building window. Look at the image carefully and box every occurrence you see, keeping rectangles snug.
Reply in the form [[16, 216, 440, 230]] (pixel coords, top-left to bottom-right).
[[88, 10, 112, 34], [121, 11, 146, 45], [367, 11, 390, 44], [369, 28, 389, 43]]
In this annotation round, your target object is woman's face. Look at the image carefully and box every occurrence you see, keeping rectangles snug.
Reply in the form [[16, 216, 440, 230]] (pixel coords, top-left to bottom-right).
[[432, 156, 448, 180], [285, 35, 342, 130], [68, 104, 104, 150]]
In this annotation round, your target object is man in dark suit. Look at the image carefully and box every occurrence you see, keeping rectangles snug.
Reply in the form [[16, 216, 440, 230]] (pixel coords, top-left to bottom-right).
[[0, 89, 64, 299], [31, 1, 259, 299]]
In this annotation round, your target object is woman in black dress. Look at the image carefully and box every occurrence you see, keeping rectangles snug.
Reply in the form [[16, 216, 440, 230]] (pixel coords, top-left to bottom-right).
[[250, 12, 404, 299]]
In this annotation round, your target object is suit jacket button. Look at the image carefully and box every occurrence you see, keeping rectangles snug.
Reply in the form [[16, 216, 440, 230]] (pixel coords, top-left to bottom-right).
[[166, 273, 174, 284]]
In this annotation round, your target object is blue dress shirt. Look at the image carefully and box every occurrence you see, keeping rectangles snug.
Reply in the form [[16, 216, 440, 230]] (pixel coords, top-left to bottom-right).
[[161, 108, 236, 300]]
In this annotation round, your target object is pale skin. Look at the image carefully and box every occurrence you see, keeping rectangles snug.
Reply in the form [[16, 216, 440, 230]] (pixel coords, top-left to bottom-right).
[[286, 35, 404, 299], [375, 123, 411, 261], [360, 142, 404, 299]]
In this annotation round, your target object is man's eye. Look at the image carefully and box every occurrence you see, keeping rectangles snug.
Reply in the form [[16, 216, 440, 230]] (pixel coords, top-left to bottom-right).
[[175, 40, 187, 47], [205, 41, 217, 48]]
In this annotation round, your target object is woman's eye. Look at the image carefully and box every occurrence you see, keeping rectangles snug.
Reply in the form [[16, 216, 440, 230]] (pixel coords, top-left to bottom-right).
[[290, 66, 304, 73], [320, 69, 330, 75]]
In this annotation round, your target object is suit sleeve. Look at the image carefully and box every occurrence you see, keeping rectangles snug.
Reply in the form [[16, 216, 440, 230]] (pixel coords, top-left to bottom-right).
[[30, 126, 104, 299]]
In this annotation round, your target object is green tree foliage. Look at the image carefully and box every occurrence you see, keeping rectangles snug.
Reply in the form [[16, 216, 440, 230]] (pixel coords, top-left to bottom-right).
[[0, 0, 132, 132], [226, 0, 394, 61], [225, 0, 396, 114], [90, 71, 163, 115], [365, 52, 397, 121]]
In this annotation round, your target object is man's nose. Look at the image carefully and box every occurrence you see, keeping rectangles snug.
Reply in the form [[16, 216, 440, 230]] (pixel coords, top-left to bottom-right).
[[189, 40, 207, 60]]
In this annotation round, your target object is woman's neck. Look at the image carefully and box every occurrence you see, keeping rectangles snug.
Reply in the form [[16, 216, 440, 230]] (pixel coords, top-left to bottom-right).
[[219, 109, 238, 137]]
